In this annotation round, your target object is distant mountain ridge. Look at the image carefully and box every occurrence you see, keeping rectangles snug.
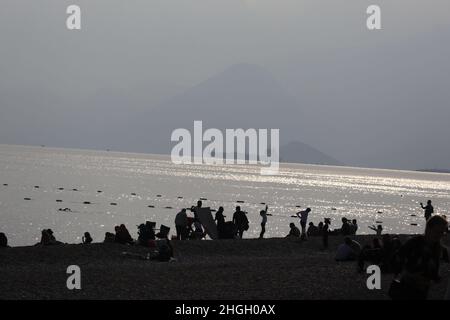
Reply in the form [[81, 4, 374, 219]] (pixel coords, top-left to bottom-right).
[[131, 63, 343, 166], [280, 141, 343, 166], [172, 140, 343, 167]]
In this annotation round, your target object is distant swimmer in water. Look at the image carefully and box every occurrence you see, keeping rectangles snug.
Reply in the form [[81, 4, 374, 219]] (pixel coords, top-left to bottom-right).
[[58, 208, 72, 212], [420, 200, 434, 221]]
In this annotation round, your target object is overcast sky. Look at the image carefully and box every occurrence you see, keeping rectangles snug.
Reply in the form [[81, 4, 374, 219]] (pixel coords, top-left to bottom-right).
[[1, 0, 449, 170]]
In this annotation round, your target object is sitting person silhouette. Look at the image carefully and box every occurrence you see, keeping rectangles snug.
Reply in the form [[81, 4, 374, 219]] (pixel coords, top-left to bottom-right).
[[82, 232, 93, 244], [286, 223, 301, 238]]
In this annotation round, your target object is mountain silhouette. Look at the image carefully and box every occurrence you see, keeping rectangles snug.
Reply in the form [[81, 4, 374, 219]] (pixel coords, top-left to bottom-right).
[[135, 63, 314, 154], [279, 141, 343, 166]]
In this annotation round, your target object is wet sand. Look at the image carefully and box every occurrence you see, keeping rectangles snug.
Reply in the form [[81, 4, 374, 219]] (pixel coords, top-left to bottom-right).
[[0, 235, 448, 300]]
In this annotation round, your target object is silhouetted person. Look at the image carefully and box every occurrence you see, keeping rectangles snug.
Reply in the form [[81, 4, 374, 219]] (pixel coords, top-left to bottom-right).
[[145, 221, 156, 240], [420, 200, 434, 221], [138, 222, 156, 246], [296, 208, 311, 240], [0, 232, 8, 248], [115, 224, 134, 245], [215, 206, 225, 225], [103, 232, 116, 243], [215, 206, 226, 238], [317, 222, 324, 236], [191, 200, 203, 219], [307, 222, 319, 237], [40, 229, 51, 245], [350, 219, 358, 235], [390, 215, 449, 300], [340, 217, 351, 236], [175, 208, 189, 240], [82, 232, 93, 244], [369, 224, 383, 236], [259, 205, 268, 239], [322, 218, 330, 249], [233, 206, 249, 239], [286, 223, 300, 238], [40, 229, 61, 245]]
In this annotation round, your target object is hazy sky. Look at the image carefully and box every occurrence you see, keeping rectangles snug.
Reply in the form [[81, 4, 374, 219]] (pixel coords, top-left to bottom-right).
[[1, 1, 449, 169]]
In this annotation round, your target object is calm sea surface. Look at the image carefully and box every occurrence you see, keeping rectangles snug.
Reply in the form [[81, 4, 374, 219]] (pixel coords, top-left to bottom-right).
[[1, 144, 450, 246]]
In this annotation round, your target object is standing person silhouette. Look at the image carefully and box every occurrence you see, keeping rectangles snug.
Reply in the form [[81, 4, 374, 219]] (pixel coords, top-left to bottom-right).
[[420, 200, 434, 221], [191, 200, 203, 220], [233, 206, 249, 239], [215, 206, 226, 238], [323, 218, 330, 249], [296, 208, 311, 240], [259, 205, 268, 239], [175, 208, 189, 240]]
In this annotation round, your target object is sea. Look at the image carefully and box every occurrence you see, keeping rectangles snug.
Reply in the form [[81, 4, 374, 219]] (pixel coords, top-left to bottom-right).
[[1, 144, 450, 247]]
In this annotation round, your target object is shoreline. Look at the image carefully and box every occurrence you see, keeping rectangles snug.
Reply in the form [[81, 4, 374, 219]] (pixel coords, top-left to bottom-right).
[[1, 234, 449, 300]]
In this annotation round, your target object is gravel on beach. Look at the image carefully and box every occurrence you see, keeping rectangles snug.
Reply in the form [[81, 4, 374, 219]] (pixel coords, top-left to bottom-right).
[[0, 234, 449, 300]]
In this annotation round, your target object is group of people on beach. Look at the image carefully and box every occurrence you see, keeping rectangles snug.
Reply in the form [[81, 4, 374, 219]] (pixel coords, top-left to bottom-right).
[[174, 200, 254, 240], [330, 202, 449, 300], [1, 197, 449, 299]]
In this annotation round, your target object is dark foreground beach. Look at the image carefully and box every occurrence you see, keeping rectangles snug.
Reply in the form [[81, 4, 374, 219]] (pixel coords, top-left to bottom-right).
[[1, 235, 449, 300]]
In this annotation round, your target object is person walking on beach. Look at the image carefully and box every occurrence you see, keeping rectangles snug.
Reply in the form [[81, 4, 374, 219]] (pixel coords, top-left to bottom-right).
[[259, 205, 268, 239], [296, 208, 311, 240], [389, 215, 448, 300], [420, 200, 434, 221], [175, 208, 189, 240], [233, 206, 249, 239]]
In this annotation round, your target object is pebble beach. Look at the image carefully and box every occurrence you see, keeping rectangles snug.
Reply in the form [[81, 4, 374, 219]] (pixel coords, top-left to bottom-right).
[[1, 234, 449, 300]]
